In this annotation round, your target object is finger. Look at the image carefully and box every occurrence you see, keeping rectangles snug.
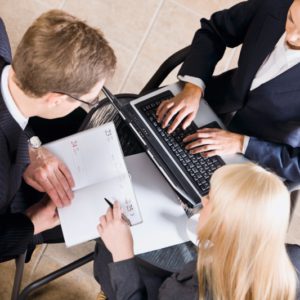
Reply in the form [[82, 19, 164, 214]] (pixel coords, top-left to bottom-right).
[[105, 207, 113, 222], [183, 131, 213, 142], [186, 138, 216, 150], [48, 170, 70, 207], [162, 105, 182, 128], [197, 128, 220, 133], [113, 201, 122, 220], [100, 215, 107, 227], [55, 168, 74, 202], [58, 162, 75, 188], [182, 112, 197, 130], [157, 101, 174, 123], [53, 214, 60, 227], [190, 144, 221, 154], [157, 100, 173, 118], [202, 150, 221, 158], [168, 109, 189, 134], [97, 224, 103, 235], [39, 176, 63, 208]]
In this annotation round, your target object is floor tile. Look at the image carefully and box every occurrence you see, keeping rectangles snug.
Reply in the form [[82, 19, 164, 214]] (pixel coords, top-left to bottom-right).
[[122, 0, 208, 93], [62, 0, 162, 51], [0, 0, 56, 53]]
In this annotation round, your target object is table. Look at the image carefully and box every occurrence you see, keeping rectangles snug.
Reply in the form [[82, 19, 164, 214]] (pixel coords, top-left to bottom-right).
[[84, 96, 197, 273]]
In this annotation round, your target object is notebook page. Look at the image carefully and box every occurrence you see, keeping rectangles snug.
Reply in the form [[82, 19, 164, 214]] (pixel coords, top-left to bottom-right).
[[45, 122, 128, 190]]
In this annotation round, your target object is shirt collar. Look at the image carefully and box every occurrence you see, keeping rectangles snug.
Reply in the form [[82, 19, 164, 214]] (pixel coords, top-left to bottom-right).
[[1, 65, 28, 130]]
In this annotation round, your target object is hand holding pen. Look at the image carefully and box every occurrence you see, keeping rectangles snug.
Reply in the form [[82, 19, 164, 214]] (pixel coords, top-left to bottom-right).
[[97, 200, 134, 262], [104, 198, 131, 226]]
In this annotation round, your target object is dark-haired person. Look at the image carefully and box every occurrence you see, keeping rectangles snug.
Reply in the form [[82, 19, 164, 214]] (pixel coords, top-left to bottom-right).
[[156, 0, 300, 272], [0, 10, 116, 262]]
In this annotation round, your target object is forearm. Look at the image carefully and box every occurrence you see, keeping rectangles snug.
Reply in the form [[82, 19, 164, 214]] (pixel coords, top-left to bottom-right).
[[108, 258, 148, 300], [179, 0, 260, 82], [0, 213, 34, 262]]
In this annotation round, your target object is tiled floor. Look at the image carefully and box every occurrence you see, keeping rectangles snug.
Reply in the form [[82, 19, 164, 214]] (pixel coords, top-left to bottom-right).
[[0, 0, 242, 299]]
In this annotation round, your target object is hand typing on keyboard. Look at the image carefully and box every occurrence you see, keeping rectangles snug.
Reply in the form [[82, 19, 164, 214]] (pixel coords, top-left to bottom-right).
[[156, 83, 203, 134], [183, 127, 245, 157]]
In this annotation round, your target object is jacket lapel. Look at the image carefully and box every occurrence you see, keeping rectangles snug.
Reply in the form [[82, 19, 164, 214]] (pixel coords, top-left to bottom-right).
[[235, 2, 291, 102]]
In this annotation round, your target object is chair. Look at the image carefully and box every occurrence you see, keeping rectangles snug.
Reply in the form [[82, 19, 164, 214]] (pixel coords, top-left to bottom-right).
[[10, 46, 191, 300]]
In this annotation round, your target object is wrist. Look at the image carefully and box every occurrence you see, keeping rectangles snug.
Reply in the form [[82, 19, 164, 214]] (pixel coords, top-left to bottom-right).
[[112, 250, 134, 262], [237, 134, 245, 153], [184, 82, 203, 98]]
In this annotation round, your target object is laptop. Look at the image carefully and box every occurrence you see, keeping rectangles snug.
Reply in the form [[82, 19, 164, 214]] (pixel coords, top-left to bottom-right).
[[103, 82, 248, 208]]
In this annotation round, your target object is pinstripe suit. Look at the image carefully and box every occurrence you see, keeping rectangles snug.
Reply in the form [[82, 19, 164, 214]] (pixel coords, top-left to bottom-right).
[[0, 18, 34, 262]]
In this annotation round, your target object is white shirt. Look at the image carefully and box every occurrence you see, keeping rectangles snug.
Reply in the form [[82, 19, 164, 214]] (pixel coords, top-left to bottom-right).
[[1, 65, 28, 130], [180, 33, 300, 153]]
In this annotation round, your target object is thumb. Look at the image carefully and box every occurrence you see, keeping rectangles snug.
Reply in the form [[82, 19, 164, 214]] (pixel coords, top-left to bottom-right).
[[53, 212, 60, 226]]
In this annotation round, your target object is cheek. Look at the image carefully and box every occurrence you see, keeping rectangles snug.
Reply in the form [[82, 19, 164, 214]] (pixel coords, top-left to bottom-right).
[[197, 205, 211, 231]]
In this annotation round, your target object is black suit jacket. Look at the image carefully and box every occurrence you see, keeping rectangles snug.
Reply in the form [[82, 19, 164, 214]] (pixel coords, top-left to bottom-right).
[[179, 0, 300, 184], [0, 18, 34, 262]]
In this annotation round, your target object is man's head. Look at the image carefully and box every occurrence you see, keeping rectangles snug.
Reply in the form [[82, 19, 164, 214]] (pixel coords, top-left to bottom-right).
[[286, 0, 300, 49], [11, 10, 116, 118]]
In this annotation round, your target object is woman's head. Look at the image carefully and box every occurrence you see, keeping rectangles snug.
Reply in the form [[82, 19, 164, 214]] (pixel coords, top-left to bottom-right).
[[197, 163, 297, 300]]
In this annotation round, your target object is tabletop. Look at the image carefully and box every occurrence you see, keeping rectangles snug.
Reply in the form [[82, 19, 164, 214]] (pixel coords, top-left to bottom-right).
[[83, 96, 198, 273]]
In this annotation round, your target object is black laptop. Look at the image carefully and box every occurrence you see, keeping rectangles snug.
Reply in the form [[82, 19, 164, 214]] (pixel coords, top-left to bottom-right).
[[103, 82, 230, 208]]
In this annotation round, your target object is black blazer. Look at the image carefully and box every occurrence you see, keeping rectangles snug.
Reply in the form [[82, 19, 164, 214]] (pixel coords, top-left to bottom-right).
[[179, 0, 300, 184], [0, 18, 34, 262]]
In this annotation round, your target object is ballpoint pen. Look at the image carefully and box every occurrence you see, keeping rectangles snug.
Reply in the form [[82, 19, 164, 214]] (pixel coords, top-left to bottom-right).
[[104, 198, 132, 226]]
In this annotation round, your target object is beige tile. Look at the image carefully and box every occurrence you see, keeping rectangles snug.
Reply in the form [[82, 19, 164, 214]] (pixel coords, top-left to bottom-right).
[[0, 0, 65, 54], [122, 0, 204, 93], [62, 0, 162, 51], [35, 0, 66, 9], [217, 0, 244, 9], [106, 40, 136, 93], [27, 255, 98, 300], [0, 245, 47, 299], [0, 260, 15, 300], [41, 241, 96, 276], [172, 0, 219, 18]]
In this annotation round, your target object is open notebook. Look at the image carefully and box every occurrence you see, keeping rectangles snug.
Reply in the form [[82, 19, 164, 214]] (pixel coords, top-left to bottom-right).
[[45, 122, 142, 247]]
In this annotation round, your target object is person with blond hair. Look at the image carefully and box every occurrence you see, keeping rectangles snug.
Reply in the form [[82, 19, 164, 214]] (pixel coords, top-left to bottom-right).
[[94, 163, 299, 300]]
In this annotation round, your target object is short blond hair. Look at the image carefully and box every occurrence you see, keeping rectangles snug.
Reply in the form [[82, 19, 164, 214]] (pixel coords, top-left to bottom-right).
[[197, 163, 297, 300], [12, 10, 116, 97]]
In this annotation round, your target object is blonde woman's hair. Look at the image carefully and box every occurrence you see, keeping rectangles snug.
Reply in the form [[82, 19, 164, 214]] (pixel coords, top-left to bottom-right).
[[197, 163, 297, 300]]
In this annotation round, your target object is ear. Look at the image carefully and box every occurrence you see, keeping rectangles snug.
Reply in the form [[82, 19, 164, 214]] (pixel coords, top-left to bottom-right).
[[43, 92, 64, 107]]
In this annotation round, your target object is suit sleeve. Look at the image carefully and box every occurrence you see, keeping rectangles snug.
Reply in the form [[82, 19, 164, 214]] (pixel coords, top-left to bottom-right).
[[0, 18, 12, 63], [108, 258, 148, 300], [245, 137, 300, 184], [0, 213, 34, 262], [0, 131, 34, 262], [178, 0, 261, 83]]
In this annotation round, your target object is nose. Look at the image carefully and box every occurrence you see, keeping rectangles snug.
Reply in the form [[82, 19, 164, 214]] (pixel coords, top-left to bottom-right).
[[286, 30, 300, 45]]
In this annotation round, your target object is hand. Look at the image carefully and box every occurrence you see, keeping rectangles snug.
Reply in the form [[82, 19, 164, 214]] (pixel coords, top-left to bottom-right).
[[97, 201, 134, 262], [183, 128, 245, 157], [156, 83, 203, 133], [23, 147, 74, 208], [25, 195, 60, 235]]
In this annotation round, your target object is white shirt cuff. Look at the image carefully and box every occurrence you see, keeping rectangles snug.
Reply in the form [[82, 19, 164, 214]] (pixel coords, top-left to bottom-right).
[[242, 136, 250, 154], [178, 75, 206, 93]]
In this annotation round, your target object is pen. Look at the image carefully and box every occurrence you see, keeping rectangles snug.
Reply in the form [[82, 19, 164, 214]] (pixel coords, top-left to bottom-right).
[[104, 198, 132, 226]]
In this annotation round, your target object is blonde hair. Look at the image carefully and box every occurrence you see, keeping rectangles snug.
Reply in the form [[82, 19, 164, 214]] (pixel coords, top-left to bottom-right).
[[197, 163, 297, 300], [12, 10, 116, 97]]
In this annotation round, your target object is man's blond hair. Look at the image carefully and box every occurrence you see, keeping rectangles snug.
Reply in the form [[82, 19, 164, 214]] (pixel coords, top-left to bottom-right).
[[12, 10, 116, 97]]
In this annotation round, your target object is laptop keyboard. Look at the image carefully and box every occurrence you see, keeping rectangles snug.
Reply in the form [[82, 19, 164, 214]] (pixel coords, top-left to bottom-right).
[[139, 92, 225, 196]]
